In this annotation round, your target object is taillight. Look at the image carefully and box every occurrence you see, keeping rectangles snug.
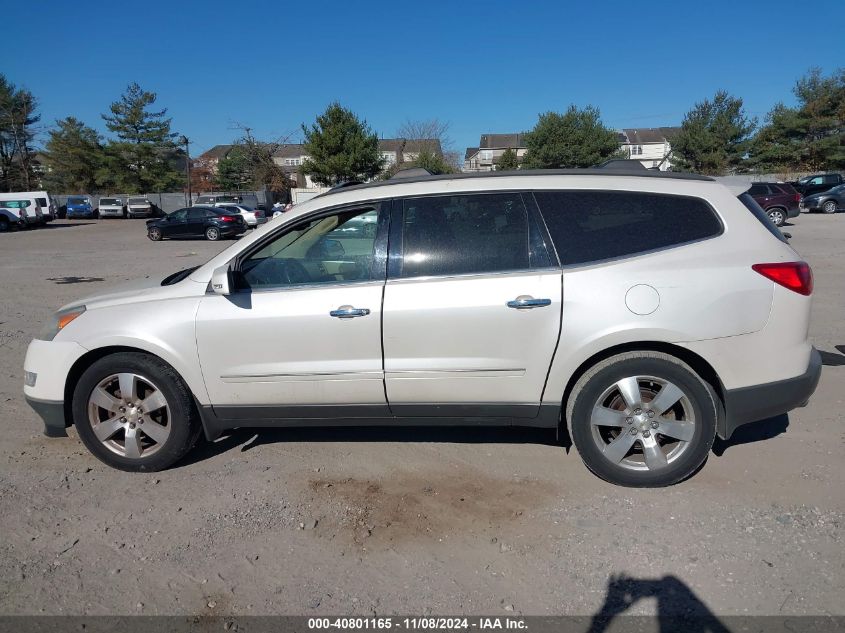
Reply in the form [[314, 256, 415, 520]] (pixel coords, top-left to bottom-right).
[[794, 194, 801, 203], [219, 215, 235, 222], [255, 211, 263, 218], [752, 262, 813, 296]]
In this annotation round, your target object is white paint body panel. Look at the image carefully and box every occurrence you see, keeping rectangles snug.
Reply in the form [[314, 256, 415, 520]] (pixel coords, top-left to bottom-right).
[[195, 282, 385, 406], [382, 271, 562, 409]]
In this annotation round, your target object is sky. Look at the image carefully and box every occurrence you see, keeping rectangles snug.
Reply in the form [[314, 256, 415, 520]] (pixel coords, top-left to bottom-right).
[[4, 0, 844, 159]]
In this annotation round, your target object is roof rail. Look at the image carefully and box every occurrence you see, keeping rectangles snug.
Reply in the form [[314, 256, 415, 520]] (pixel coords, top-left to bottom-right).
[[390, 167, 432, 180]]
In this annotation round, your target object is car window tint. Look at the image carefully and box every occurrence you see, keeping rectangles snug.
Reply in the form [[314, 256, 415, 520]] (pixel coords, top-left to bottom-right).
[[749, 184, 768, 196], [240, 208, 379, 290], [169, 209, 188, 221], [187, 209, 207, 220], [36, 198, 47, 206], [535, 191, 723, 266], [397, 193, 530, 278]]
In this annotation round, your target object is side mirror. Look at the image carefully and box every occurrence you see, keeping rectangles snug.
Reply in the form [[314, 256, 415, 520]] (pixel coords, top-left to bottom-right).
[[782, 232, 792, 240], [211, 264, 233, 296], [321, 238, 345, 258]]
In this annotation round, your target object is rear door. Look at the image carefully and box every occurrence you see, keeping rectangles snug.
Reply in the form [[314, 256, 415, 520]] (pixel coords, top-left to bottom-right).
[[187, 208, 212, 235], [381, 192, 562, 418]]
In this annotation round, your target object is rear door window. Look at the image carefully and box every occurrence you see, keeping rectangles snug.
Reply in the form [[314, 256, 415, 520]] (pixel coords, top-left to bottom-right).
[[534, 190, 723, 266], [749, 184, 768, 196], [395, 193, 532, 278]]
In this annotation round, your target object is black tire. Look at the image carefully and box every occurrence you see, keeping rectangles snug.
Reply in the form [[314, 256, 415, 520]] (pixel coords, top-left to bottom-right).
[[72, 352, 201, 472], [767, 207, 786, 227], [147, 227, 162, 241], [822, 200, 837, 214], [0, 217, 9, 232], [205, 226, 221, 241], [567, 351, 717, 487]]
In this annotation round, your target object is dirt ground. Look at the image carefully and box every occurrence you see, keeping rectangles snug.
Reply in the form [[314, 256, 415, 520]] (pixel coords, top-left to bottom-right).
[[0, 214, 842, 617]]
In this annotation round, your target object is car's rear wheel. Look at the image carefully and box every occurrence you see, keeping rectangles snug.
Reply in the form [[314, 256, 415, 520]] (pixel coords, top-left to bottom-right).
[[767, 208, 786, 226], [823, 200, 837, 214], [568, 351, 717, 487], [147, 227, 162, 241], [73, 352, 201, 471], [205, 226, 221, 241]]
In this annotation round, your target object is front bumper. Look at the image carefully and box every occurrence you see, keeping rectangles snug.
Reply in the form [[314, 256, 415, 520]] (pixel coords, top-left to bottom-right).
[[721, 348, 822, 439], [25, 396, 68, 437]]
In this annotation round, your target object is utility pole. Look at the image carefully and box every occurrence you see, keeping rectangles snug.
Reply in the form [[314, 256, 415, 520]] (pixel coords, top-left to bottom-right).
[[180, 135, 191, 206]]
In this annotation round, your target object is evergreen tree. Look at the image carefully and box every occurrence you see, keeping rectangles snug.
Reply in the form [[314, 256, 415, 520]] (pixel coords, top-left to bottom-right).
[[0, 74, 40, 191], [671, 91, 755, 175], [301, 103, 383, 186], [101, 82, 183, 192], [496, 148, 519, 171], [522, 106, 622, 169], [747, 67, 845, 172], [43, 117, 105, 193]]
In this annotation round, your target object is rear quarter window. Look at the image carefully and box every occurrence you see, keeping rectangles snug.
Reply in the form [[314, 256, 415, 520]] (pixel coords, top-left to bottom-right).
[[534, 190, 723, 266]]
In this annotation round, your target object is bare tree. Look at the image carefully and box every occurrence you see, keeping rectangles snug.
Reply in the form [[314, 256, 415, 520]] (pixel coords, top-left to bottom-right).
[[397, 118, 453, 155], [230, 123, 295, 194]]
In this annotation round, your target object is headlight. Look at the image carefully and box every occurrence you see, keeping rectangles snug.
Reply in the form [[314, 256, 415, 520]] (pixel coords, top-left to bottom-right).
[[37, 306, 86, 341]]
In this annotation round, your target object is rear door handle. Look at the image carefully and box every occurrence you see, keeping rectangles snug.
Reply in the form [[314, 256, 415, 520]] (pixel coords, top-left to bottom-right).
[[330, 305, 371, 318], [507, 295, 552, 309]]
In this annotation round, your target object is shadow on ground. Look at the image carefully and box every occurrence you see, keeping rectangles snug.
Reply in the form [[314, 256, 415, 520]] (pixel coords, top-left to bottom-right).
[[712, 413, 788, 456], [587, 574, 730, 633], [819, 345, 845, 366], [180, 425, 562, 467]]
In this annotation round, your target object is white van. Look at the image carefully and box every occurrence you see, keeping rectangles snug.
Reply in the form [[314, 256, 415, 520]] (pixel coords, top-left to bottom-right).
[[0, 191, 57, 221], [0, 193, 44, 225], [0, 199, 34, 230]]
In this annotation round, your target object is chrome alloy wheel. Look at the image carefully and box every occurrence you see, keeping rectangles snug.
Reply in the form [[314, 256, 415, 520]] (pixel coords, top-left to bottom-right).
[[590, 375, 696, 472], [87, 373, 171, 458]]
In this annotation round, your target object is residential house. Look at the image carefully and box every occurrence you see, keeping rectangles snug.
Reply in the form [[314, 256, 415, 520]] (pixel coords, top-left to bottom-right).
[[271, 138, 443, 188], [197, 144, 238, 174], [463, 133, 528, 172], [618, 128, 680, 171]]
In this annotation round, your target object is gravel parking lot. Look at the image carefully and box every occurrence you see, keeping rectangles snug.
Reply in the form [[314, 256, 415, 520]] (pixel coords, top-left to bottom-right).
[[0, 215, 842, 618]]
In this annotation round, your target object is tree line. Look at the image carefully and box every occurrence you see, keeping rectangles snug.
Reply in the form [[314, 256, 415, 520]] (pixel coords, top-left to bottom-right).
[[2, 66, 842, 194]]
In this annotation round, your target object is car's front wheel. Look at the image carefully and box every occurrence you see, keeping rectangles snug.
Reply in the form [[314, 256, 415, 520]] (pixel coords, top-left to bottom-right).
[[205, 226, 221, 241], [823, 200, 837, 214], [767, 208, 786, 227], [147, 227, 162, 241], [72, 352, 201, 471], [568, 351, 717, 487]]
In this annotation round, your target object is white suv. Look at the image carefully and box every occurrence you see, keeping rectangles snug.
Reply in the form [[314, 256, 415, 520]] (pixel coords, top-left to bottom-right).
[[23, 170, 822, 486]]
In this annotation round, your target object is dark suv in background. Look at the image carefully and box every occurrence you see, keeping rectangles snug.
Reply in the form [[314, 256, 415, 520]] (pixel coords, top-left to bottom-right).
[[791, 173, 843, 197], [748, 182, 801, 227]]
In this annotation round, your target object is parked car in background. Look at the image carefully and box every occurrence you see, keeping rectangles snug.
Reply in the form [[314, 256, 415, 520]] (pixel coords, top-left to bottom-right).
[[801, 184, 845, 214], [146, 206, 247, 241], [0, 200, 32, 231], [24, 169, 820, 486], [66, 196, 95, 219], [791, 173, 843, 197], [214, 203, 265, 227], [0, 192, 51, 223], [748, 182, 801, 227], [196, 193, 260, 208], [0, 191, 57, 221], [126, 197, 154, 218], [97, 198, 125, 218]]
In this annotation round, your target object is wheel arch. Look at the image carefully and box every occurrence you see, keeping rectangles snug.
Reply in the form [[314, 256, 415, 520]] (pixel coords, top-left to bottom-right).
[[63, 344, 208, 430], [558, 341, 726, 436]]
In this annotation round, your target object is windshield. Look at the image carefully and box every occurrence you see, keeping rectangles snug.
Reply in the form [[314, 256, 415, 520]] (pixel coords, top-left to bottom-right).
[[67, 197, 88, 205], [99, 198, 120, 205], [128, 198, 148, 205]]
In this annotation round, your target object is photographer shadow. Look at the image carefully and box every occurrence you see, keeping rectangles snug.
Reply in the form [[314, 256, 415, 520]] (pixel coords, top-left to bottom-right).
[[588, 574, 730, 633]]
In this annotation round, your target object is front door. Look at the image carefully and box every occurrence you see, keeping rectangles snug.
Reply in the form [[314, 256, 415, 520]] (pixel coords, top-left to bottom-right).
[[195, 204, 389, 420], [381, 192, 562, 418], [163, 208, 189, 237]]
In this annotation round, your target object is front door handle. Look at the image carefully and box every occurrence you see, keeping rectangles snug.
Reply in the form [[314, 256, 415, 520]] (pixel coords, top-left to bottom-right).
[[330, 305, 371, 319], [507, 295, 552, 309]]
